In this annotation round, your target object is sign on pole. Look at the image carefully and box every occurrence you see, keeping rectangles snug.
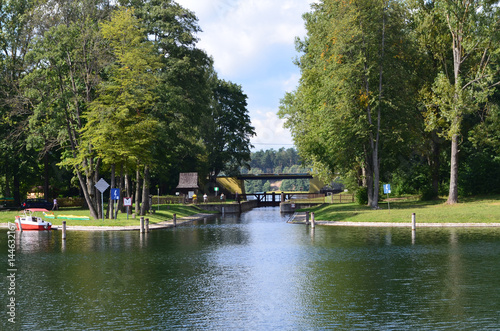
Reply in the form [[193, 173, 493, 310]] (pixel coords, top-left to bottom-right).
[[123, 197, 132, 219], [111, 188, 120, 200], [383, 184, 391, 211], [383, 184, 391, 194], [95, 178, 110, 221]]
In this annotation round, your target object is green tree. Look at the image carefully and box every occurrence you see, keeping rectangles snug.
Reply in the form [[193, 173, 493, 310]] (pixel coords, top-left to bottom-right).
[[422, 0, 500, 204], [280, 0, 414, 208], [22, 0, 113, 219], [204, 78, 255, 181]]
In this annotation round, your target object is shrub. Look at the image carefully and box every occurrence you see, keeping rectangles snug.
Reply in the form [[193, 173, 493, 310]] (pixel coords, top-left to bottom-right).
[[355, 187, 368, 205]]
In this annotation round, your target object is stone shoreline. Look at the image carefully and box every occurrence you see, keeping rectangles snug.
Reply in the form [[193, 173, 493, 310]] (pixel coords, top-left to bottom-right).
[[0, 213, 217, 231]]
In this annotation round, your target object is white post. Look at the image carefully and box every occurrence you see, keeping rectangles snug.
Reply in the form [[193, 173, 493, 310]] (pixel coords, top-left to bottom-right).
[[140, 217, 144, 233], [311, 212, 315, 228], [411, 213, 416, 231]]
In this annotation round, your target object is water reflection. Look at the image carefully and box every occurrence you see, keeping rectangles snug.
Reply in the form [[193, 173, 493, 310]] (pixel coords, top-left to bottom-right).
[[1, 208, 500, 330]]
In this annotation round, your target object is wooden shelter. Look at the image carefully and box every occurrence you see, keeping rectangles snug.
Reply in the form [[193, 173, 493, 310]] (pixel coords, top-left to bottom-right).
[[176, 172, 199, 197]]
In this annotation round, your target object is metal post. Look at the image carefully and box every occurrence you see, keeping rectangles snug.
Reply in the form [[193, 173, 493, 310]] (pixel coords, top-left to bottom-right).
[[311, 212, 315, 228], [140, 217, 144, 233], [145, 218, 149, 233], [101, 191, 104, 221], [62, 221, 67, 240]]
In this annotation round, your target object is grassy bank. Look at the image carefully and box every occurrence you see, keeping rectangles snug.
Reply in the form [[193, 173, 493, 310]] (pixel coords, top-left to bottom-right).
[[0, 204, 214, 227], [304, 195, 500, 223]]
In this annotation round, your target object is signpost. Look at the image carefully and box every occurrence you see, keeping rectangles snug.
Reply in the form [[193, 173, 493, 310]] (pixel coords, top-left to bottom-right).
[[123, 197, 132, 219], [95, 178, 110, 221], [111, 188, 120, 201], [214, 187, 219, 196], [383, 184, 391, 211]]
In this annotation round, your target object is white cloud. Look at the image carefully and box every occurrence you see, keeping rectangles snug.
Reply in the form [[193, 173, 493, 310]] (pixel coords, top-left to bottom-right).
[[177, 0, 313, 77], [175, 0, 314, 151], [250, 111, 294, 150]]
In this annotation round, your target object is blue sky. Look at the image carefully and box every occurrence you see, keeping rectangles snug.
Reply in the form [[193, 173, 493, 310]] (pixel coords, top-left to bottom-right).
[[175, 0, 316, 151]]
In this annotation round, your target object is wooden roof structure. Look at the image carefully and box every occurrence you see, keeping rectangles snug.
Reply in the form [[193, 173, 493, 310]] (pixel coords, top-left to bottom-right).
[[176, 172, 199, 189]]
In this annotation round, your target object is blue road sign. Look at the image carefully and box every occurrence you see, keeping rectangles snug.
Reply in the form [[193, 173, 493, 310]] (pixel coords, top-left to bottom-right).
[[383, 184, 391, 194], [111, 188, 120, 200]]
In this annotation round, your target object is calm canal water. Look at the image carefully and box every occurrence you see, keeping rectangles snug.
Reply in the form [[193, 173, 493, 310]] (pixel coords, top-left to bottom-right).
[[2, 207, 500, 330]]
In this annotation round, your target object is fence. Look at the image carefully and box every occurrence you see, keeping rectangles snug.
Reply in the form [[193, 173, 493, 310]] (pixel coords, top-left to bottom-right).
[[326, 193, 355, 204]]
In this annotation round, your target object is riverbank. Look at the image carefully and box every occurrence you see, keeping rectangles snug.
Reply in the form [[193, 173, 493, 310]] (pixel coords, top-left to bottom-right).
[[291, 195, 500, 226], [0, 213, 217, 231], [288, 212, 500, 227]]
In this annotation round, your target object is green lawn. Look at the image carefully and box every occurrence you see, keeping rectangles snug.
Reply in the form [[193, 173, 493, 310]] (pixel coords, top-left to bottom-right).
[[0, 204, 213, 227], [304, 195, 500, 223]]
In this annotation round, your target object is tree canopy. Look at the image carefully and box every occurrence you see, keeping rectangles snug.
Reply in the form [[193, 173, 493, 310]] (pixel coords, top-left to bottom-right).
[[280, 0, 500, 205], [0, 0, 254, 218]]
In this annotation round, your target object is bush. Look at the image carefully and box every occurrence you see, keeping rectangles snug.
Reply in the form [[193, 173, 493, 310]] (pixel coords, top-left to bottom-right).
[[419, 185, 437, 201], [355, 187, 368, 205]]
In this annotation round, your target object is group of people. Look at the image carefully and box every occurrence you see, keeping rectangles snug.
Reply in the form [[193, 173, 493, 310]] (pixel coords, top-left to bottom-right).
[[191, 192, 227, 203]]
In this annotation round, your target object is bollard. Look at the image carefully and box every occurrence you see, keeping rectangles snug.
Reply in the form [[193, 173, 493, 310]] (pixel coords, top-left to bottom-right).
[[222, 207, 225, 215], [145, 218, 149, 233], [411, 213, 416, 231], [62, 221, 67, 240], [305, 211, 310, 225], [140, 217, 144, 233], [311, 212, 315, 228], [173, 213, 177, 227]]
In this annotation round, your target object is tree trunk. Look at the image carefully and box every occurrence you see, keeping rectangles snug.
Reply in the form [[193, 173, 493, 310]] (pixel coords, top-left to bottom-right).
[[95, 163, 102, 219], [431, 133, 440, 198], [109, 164, 115, 219], [135, 167, 141, 215], [77, 170, 98, 219], [365, 152, 374, 207], [140, 166, 150, 216], [115, 164, 124, 219], [44, 153, 50, 200], [447, 133, 459, 204]]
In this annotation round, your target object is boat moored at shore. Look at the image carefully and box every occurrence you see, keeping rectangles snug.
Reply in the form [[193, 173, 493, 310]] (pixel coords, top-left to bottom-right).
[[15, 208, 52, 231]]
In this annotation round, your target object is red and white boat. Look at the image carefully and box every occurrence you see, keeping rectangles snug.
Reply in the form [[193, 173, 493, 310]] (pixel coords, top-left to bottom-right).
[[15, 208, 52, 231]]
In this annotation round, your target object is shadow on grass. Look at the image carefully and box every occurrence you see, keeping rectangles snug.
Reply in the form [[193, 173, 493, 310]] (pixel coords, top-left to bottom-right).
[[307, 198, 447, 213]]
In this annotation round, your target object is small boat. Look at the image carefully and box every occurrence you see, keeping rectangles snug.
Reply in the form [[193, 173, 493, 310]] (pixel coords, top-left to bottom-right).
[[15, 208, 52, 231]]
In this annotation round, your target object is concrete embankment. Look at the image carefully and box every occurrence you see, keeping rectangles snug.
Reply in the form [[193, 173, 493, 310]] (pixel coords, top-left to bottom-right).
[[288, 212, 500, 227], [0, 213, 217, 232]]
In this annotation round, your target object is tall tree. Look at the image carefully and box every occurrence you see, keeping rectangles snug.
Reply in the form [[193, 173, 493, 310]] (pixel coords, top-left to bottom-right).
[[280, 0, 414, 208], [423, 0, 500, 204], [22, 0, 113, 219], [204, 78, 255, 182], [80, 7, 161, 217]]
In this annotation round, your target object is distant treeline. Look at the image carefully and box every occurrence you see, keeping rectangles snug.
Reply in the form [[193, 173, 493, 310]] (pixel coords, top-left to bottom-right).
[[242, 148, 310, 193]]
